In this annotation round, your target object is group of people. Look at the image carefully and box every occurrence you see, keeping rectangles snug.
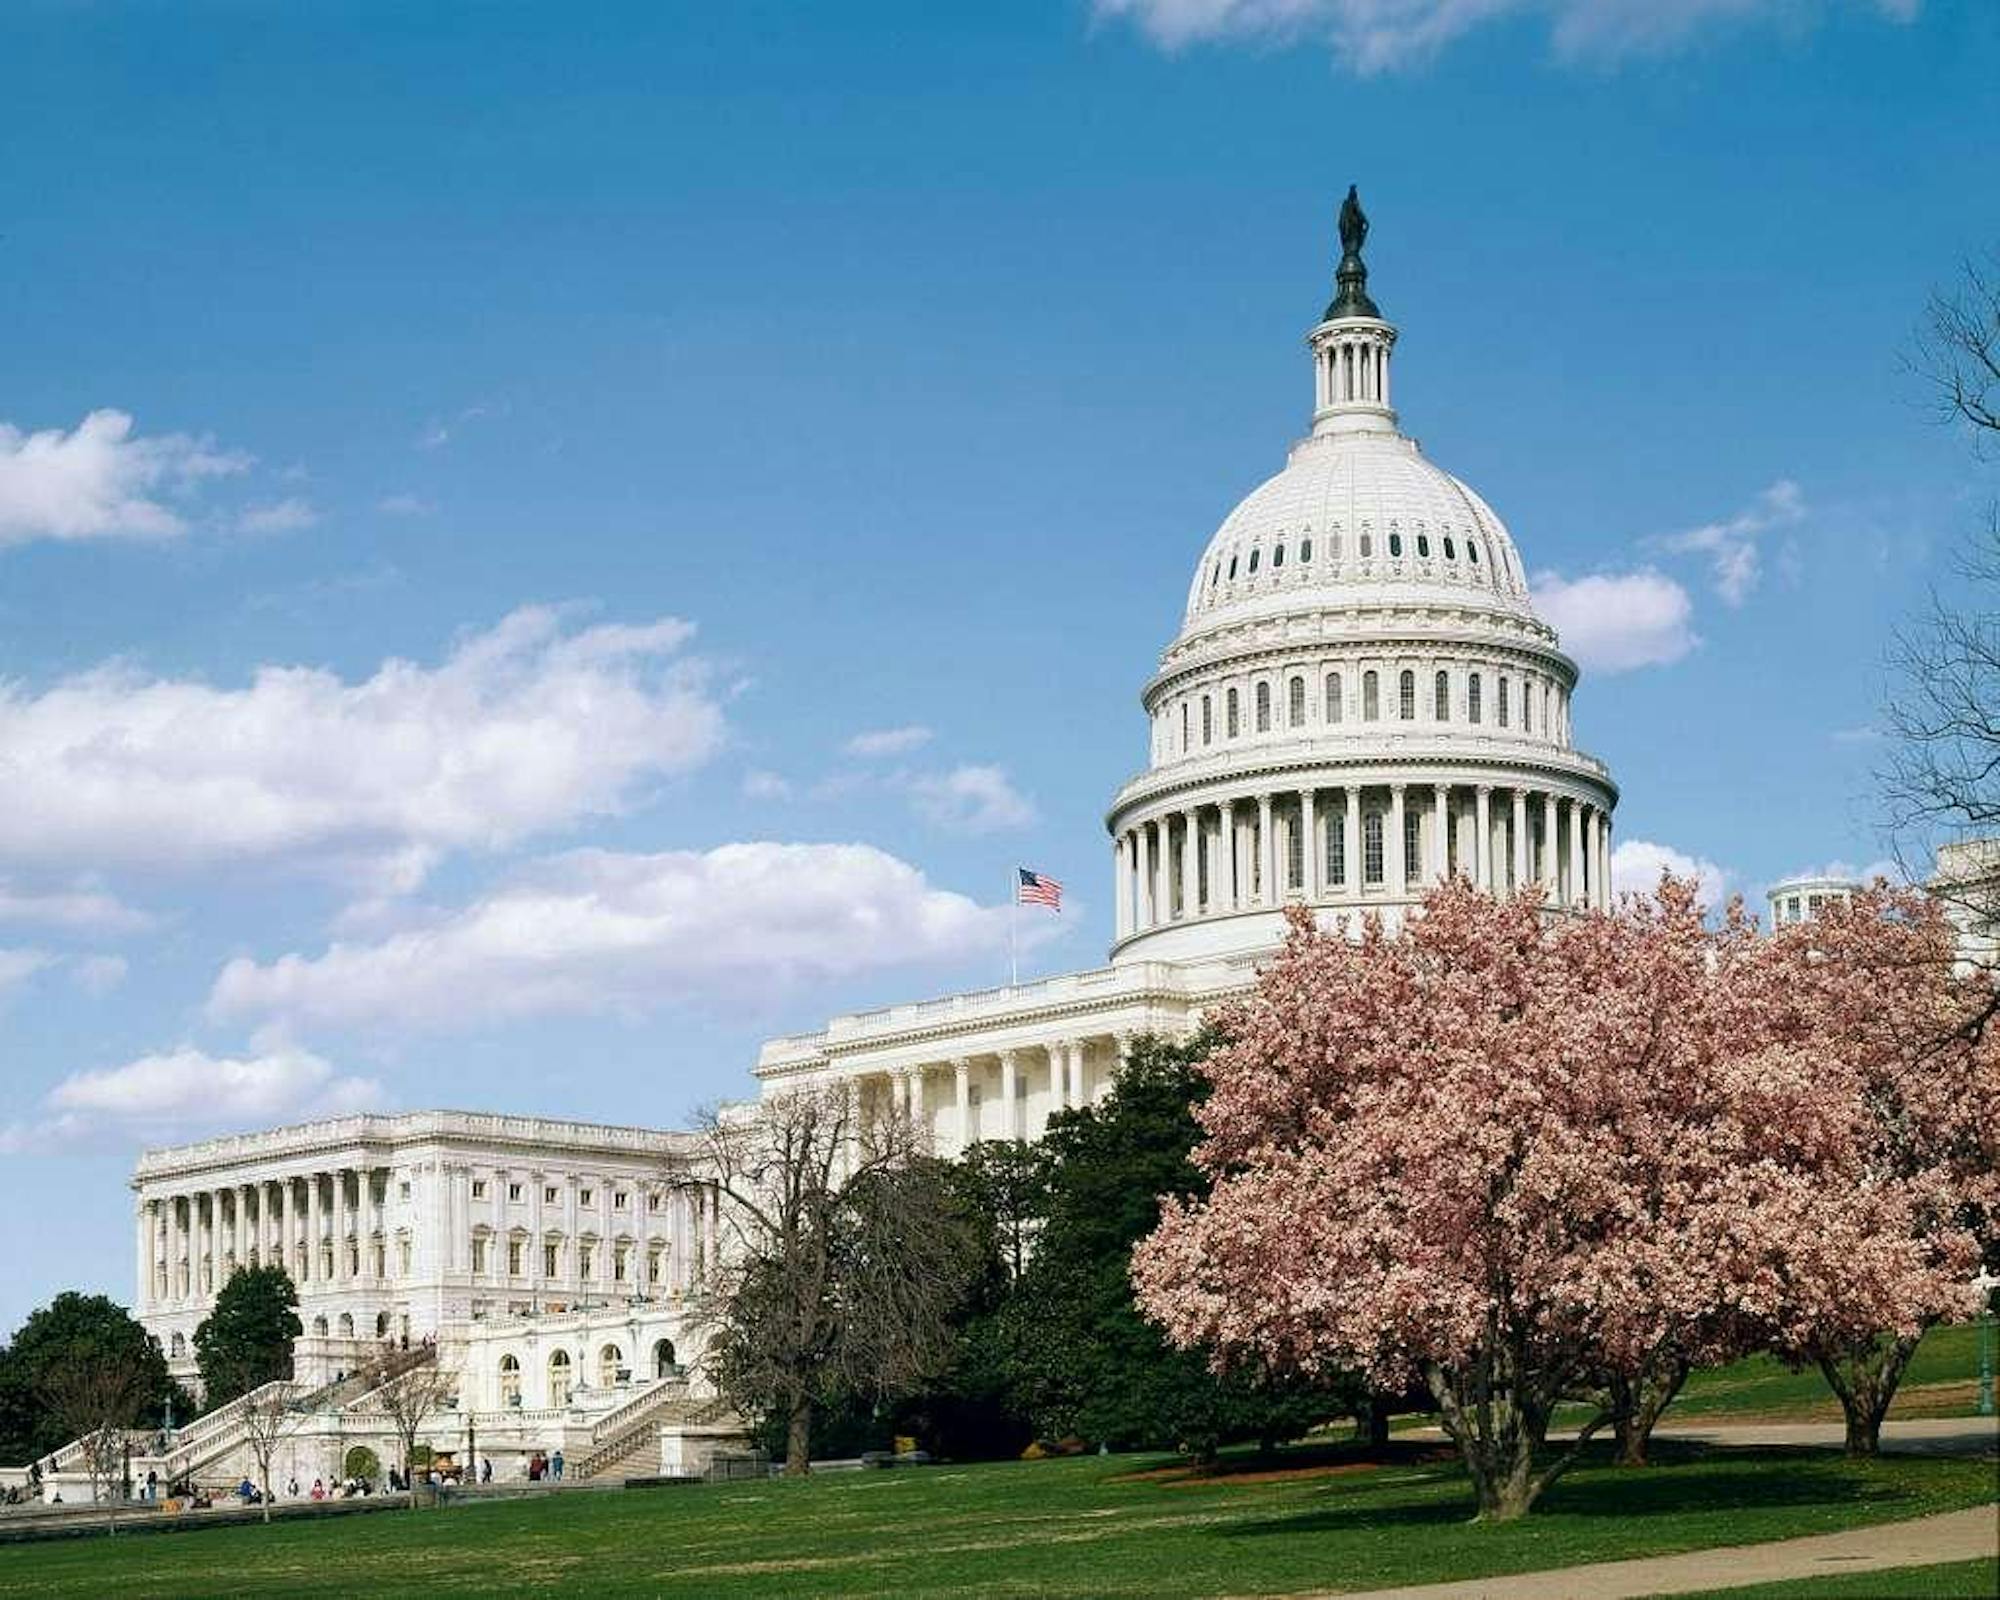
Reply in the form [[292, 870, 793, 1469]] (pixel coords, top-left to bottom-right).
[[524, 1449, 565, 1482]]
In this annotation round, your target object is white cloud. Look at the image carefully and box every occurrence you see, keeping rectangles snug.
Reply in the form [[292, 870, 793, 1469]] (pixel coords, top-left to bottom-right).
[[0, 880, 153, 934], [1657, 479, 1806, 607], [1774, 857, 1902, 888], [0, 606, 726, 889], [909, 764, 1038, 832], [1531, 568, 1698, 673], [69, 954, 129, 994], [742, 769, 794, 800], [0, 409, 250, 547], [46, 1042, 380, 1131], [1093, 0, 1916, 71], [0, 948, 55, 996], [844, 725, 934, 758], [236, 496, 318, 534], [208, 842, 1023, 1032], [1611, 839, 1734, 908]]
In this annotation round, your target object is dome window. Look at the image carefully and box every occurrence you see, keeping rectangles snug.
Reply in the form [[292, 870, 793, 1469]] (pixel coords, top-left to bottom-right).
[[1362, 671, 1380, 721], [1227, 555, 1238, 580], [1388, 532, 1403, 558], [1468, 673, 1483, 725], [1467, 541, 1480, 565], [1398, 670, 1415, 721], [1325, 672, 1343, 724], [1202, 696, 1214, 745], [1300, 537, 1313, 563], [1226, 688, 1240, 739], [1288, 675, 1306, 727], [1181, 703, 1191, 751], [1255, 681, 1271, 733], [1273, 543, 1285, 568], [1416, 534, 1430, 558], [1434, 671, 1449, 721], [1522, 680, 1533, 734], [1444, 537, 1456, 560], [1359, 532, 1372, 558], [1209, 562, 1221, 590], [1248, 549, 1261, 574], [1497, 679, 1511, 728]]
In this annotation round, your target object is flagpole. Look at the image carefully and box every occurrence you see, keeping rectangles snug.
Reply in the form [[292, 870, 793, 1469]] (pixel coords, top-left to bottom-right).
[[1008, 868, 1018, 988]]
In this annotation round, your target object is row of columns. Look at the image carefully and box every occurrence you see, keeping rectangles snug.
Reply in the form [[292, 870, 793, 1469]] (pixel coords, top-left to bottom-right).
[[1113, 783, 1612, 937], [837, 1032, 1130, 1157], [141, 1168, 391, 1312]]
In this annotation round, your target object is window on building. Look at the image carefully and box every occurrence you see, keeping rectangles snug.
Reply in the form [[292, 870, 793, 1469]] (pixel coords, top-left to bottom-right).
[[614, 1191, 628, 1211], [1273, 542, 1285, 568], [647, 1193, 663, 1213], [1327, 812, 1346, 886], [1201, 696, 1213, 745], [579, 1188, 593, 1207], [472, 1180, 487, 1200], [1398, 669, 1415, 720], [398, 1180, 411, 1201], [507, 1238, 524, 1276], [1362, 671, 1379, 721], [1416, 533, 1430, 558], [1388, 532, 1403, 557], [1404, 809, 1422, 885], [1360, 532, 1373, 558], [648, 1246, 664, 1283], [1227, 554, 1238, 579], [1444, 537, 1456, 560], [1788, 895, 1802, 920], [543, 1186, 558, 1205], [499, 1355, 521, 1407], [1286, 811, 1304, 890], [1301, 537, 1313, 562], [1363, 812, 1384, 885], [472, 1235, 489, 1274], [1522, 680, 1533, 733], [543, 1241, 559, 1278], [1435, 670, 1449, 721], [396, 1238, 410, 1276], [1468, 540, 1481, 564], [614, 1246, 629, 1282], [1288, 675, 1306, 727], [579, 1243, 595, 1279], [548, 1350, 571, 1409], [1255, 681, 1271, 733], [1498, 679, 1510, 728], [507, 1183, 522, 1203], [1180, 702, 1189, 751], [1469, 674, 1483, 724], [1325, 673, 1342, 723], [1226, 688, 1240, 738]]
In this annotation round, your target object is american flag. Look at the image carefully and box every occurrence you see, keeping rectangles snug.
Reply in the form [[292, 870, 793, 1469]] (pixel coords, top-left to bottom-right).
[[1016, 868, 1063, 911]]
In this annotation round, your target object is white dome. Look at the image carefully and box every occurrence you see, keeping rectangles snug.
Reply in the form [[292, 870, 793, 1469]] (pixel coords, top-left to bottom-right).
[[1183, 429, 1537, 630]]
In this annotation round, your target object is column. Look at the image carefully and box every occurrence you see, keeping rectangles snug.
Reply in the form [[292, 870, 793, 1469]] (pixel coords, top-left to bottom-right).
[[999, 1050, 1020, 1141], [600, 1175, 615, 1297], [135, 1206, 150, 1312], [1389, 784, 1407, 894], [530, 1170, 546, 1299], [1599, 812, 1613, 910], [1475, 786, 1492, 893], [307, 1173, 324, 1287], [1179, 809, 1199, 919], [1221, 799, 1239, 910], [1542, 792, 1560, 906], [1152, 821, 1170, 928], [1568, 799, 1585, 908], [1512, 789, 1528, 894], [1067, 1041, 1086, 1108], [908, 1066, 926, 1132], [1299, 787, 1317, 895], [1257, 793, 1276, 905], [1345, 787, 1361, 896], [1430, 784, 1449, 883], [1047, 1043, 1067, 1115], [954, 1058, 972, 1151], [1115, 835, 1132, 941]]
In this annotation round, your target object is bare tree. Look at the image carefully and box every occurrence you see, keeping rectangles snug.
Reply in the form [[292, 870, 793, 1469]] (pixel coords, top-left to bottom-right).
[[364, 1350, 454, 1507], [39, 1352, 147, 1521], [236, 1385, 304, 1523], [681, 1084, 977, 1475], [1884, 250, 2000, 1031]]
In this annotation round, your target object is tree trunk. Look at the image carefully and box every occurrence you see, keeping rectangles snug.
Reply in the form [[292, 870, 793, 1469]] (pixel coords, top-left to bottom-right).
[[1352, 1392, 1391, 1451], [1818, 1332, 1920, 1459], [784, 1399, 813, 1476], [1609, 1356, 1689, 1468]]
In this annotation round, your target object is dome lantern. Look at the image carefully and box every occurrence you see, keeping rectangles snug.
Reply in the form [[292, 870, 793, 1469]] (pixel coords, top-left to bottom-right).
[[1308, 186, 1397, 439]]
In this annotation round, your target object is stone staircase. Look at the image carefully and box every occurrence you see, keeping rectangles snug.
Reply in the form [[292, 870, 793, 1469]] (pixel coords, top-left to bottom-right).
[[569, 1380, 743, 1481]]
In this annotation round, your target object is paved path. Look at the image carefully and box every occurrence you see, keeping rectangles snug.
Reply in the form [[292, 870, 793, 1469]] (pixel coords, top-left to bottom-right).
[[1339, 1504, 1999, 1599], [1403, 1417, 1999, 1459]]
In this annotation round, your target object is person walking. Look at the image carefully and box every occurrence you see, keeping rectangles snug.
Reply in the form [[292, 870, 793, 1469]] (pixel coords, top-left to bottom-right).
[[145, 1469, 158, 1503], [551, 1449, 564, 1481]]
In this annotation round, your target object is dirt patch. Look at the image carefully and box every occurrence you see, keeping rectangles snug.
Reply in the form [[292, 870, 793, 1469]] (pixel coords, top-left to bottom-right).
[[1113, 1453, 1450, 1488]]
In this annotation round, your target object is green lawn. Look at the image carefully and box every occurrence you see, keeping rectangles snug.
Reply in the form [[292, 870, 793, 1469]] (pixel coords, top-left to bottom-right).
[[1661, 1556, 2000, 1598], [0, 1443, 1993, 1598], [1670, 1322, 1993, 1424]]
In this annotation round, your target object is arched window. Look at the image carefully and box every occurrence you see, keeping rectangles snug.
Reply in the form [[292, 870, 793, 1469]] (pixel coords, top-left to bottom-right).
[[1388, 532, 1403, 558], [1497, 678, 1510, 728], [548, 1349, 573, 1409], [1255, 681, 1271, 733], [1416, 533, 1430, 558], [599, 1344, 624, 1387], [653, 1338, 678, 1379], [1468, 673, 1483, 724], [1467, 540, 1480, 565], [1325, 672, 1343, 723], [1202, 695, 1213, 745], [1273, 542, 1285, 568], [1300, 537, 1313, 563], [1226, 688, 1240, 738], [1434, 670, 1450, 721], [1288, 675, 1306, 727], [1227, 555, 1238, 579], [1444, 537, 1456, 560], [1180, 702, 1189, 751], [1398, 670, 1415, 720], [1522, 680, 1533, 733], [499, 1354, 521, 1407], [1363, 812, 1385, 885], [1326, 812, 1346, 887], [1248, 548, 1260, 574], [375, 1311, 390, 1338], [1362, 671, 1379, 721], [170, 1332, 186, 1358], [1359, 532, 1373, 558]]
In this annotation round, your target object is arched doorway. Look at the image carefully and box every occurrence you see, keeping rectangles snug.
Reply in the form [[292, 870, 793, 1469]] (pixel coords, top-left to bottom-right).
[[652, 1338, 677, 1378], [336, 1312, 354, 1338], [312, 1315, 329, 1337], [598, 1344, 623, 1387], [548, 1349, 572, 1408], [375, 1310, 390, 1338], [499, 1354, 521, 1407]]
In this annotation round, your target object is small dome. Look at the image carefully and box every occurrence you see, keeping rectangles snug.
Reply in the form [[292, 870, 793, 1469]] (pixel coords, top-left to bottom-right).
[[1183, 429, 1537, 629]]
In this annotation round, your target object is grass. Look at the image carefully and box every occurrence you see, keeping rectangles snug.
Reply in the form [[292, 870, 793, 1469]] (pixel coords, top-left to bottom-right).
[[1669, 1322, 1993, 1424], [0, 1441, 1992, 1597], [1660, 1556, 2000, 1598]]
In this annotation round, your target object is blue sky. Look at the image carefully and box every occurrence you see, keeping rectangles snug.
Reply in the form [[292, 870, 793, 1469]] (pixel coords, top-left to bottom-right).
[[1, 0, 1995, 1331]]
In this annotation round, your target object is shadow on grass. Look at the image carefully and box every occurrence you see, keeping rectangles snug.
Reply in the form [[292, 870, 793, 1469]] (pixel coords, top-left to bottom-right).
[[1223, 1448, 1912, 1540]]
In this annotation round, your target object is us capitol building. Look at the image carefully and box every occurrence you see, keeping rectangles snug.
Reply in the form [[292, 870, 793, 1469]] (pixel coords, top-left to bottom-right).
[[32, 193, 1921, 1496]]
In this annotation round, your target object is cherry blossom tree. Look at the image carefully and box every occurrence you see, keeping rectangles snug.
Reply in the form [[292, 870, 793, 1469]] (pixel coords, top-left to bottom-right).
[[1726, 884, 1998, 1455], [1134, 879, 1755, 1520]]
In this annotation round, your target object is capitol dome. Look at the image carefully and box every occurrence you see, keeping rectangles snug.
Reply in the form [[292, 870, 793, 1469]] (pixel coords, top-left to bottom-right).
[[1106, 189, 1618, 967]]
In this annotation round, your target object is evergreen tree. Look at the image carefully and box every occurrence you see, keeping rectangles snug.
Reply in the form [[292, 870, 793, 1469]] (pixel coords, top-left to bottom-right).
[[0, 1292, 176, 1463], [194, 1265, 301, 1405]]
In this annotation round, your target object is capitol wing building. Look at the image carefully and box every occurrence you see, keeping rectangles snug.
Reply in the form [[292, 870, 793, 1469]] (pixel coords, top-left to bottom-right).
[[48, 197, 1638, 1497]]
